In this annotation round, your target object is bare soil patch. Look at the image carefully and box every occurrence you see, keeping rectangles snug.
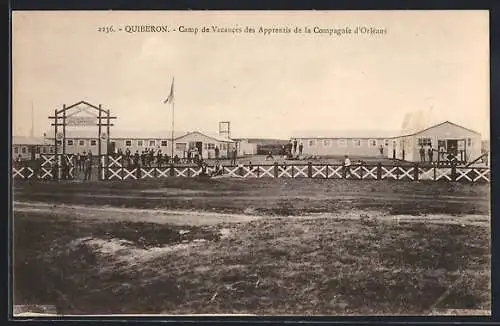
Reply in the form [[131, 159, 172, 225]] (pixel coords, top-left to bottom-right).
[[12, 178, 490, 315]]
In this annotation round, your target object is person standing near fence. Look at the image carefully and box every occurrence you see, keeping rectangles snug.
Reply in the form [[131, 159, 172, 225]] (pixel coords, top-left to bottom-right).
[[420, 145, 425, 163], [231, 148, 237, 165], [83, 156, 91, 181], [157, 150, 163, 168], [81, 151, 87, 170], [343, 155, 353, 179], [427, 146, 434, 163], [298, 142, 304, 156], [75, 153, 81, 172]]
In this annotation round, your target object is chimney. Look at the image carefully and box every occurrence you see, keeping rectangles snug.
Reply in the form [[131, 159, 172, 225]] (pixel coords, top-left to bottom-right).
[[219, 121, 231, 139]]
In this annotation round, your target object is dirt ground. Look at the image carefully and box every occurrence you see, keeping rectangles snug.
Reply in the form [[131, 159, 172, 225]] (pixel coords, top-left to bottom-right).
[[12, 178, 491, 315]]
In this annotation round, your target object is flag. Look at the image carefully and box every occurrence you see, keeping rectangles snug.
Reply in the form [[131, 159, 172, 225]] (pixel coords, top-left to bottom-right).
[[163, 78, 174, 104]]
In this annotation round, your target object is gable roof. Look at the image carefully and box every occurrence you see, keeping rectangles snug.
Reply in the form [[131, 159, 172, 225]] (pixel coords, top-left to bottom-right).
[[13, 136, 52, 146], [175, 131, 235, 143], [395, 121, 481, 138]]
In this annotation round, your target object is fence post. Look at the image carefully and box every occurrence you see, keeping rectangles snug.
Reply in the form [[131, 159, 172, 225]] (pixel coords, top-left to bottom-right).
[[451, 162, 457, 182], [238, 164, 244, 177], [308, 162, 312, 178], [414, 163, 419, 181], [377, 162, 382, 180], [326, 164, 329, 179], [57, 154, 62, 181], [433, 163, 437, 181], [121, 157, 125, 180], [359, 163, 364, 180], [170, 164, 175, 177], [274, 162, 279, 178], [396, 163, 400, 180]]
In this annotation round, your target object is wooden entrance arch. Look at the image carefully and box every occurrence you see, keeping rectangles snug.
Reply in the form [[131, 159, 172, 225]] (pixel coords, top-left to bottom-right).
[[48, 101, 117, 179]]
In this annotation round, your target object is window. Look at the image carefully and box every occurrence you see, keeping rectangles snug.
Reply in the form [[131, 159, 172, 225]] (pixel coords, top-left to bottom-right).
[[161, 140, 168, 147], [90, 140, 97, 146], [49, 147, 54, 153], [137, 140, 143, 147], [384, 139, 389, 147], [67, 139, 74, 146], [125, 140, 132, 146], [368, 139, 377, 147], [42, 147, 47, 154], [467, 138, 472, 147], [22, 147, 26, 154], [14, 147, 18, 154], [337, 139, 347, 147], [176, 143, 187, 151], [36, 146, 41, 153], [418, 138, 432, 146], [208, 143, 215, 150], [323, 139, 330, 147], [308, 140, 316, 147], [79, 140, 85, 146], [149, 140, 156, 147], [221, 143, 226, 150], [56, 140, 62, 146], [352, 139, 361, 147]]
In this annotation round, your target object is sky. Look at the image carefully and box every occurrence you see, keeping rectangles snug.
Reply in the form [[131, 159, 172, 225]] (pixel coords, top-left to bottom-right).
[[12, 10, 490, 139]]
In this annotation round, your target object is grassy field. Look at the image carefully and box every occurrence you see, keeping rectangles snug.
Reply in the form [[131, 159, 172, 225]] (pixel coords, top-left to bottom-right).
[[12, 178, 491, 315]]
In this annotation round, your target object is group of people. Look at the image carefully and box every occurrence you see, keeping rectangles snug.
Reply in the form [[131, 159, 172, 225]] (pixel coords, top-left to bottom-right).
[[283, 139, 304, 159], [107, 146, 239, 167], [58, 151, 94, 180], [419, 145, 451, 163], [113, 148, 178, 168]]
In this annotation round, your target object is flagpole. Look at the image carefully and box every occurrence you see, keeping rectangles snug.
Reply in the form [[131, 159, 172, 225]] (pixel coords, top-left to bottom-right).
[[171, 97, 175, 159]]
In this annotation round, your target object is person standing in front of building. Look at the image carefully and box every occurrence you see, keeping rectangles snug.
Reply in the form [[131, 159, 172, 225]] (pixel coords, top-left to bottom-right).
[[75, 153, 81, 172], [298, 142, 304, 156], [428, 145, 434, 163], [215, 146, 220, 160], [293, 139, 298, 155], [439, 146, 446, 161], [81, 151, 87, 171], [419, 145, 425, 163], [157, 149, 163, 168], [343, 155, 353, 179], [231, 147, 237, 165], [83, 156, 91, 181]]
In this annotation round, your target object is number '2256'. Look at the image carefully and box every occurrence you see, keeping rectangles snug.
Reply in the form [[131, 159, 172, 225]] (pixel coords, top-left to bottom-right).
[[97, 26, 115, 33]]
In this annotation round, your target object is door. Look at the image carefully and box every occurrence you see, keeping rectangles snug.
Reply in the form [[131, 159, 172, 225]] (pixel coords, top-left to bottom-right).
[[30, 146, 36, 161], [196, 142, 203, 157], [447, 140, 458, 157], [108, 142, 116, 155]]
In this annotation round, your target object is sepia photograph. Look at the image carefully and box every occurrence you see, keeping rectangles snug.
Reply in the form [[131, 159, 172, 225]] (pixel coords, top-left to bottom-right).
[[11, 10, 490, 316]]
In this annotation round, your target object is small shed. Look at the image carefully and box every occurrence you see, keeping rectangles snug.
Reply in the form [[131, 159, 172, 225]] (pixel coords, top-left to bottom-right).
[[174, 131, 235, 159]]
